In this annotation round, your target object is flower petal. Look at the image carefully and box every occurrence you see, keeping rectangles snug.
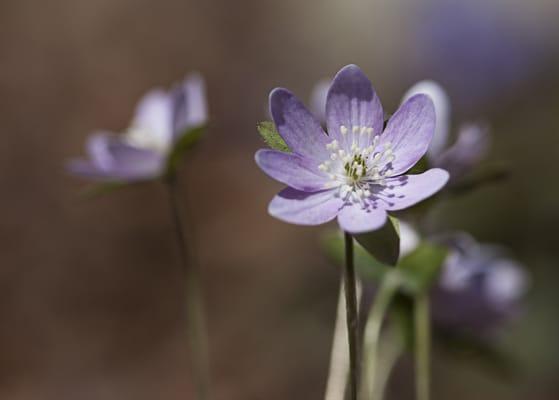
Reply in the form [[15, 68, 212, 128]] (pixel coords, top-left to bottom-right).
[[77, 134, 165, 181], [309, 79, 330, 125], [337, 204, 387, 234], [269, 88, 330, 161], [255, 149, 329, 192], [377, 168, 449, 211], [268, 187, 343, 226], [132, 89, 173, 148], [433, 123, 490, 181], [402, 80, 450, 159], [172, 73, 208, 139], [326, 64, 384, 147], [379, 94, 436, 176]]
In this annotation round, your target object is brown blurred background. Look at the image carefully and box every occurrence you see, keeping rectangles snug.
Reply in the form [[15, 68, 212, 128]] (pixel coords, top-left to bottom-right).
[[1, 0, 559, 399]]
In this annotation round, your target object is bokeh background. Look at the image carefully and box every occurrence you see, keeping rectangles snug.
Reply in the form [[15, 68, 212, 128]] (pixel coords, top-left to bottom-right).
[[1, 0, 558, 398]]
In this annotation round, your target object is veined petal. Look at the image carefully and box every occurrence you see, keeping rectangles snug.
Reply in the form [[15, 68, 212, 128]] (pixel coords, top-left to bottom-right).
[[379, 94, 436, 176], [326, 64, 384, 148], [269, 88, 330, 161], [402, 80, 450, 159], [172, 73, 208, 139], [132, 89, 173, 149], [268, 188, 343, 226], [337, 204, 387, 234], [377, 168, 449, 211], [255, 149, 329, 192]]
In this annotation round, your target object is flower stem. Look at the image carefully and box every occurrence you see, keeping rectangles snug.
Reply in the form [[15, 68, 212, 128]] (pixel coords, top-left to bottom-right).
[[344, 232, 360, 400], [324, 280, 362, 400], [167, 176, 211, 400], [373, 325, 404, 400], [361, 273, 399, 399], [414, 293, 430, 400]]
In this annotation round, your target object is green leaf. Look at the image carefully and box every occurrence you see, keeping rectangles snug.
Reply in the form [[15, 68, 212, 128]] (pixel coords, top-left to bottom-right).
[[398, 242, 448, 294], [321, 231, 390, 281], [257, 121, 290, 152], [354, 216, 400, 266], [165, 124, 206, 176]]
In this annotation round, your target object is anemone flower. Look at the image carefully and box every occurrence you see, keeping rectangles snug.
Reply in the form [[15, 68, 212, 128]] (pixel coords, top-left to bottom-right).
[[68, 73, 207, 182], [256, 64, 449, 234]]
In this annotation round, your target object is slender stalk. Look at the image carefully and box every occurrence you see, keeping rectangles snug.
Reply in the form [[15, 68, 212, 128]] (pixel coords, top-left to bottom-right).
[[324, 280, 362, 400], [167, 176, 211, 400], [373, 325, 404, 400], [344, 232, 360, 400], [360, 273, 398, 400], [414, 294, 430, 400]]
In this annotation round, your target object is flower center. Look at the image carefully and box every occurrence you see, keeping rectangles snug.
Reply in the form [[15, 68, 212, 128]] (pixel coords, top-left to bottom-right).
[[318, 125, 395, 204]]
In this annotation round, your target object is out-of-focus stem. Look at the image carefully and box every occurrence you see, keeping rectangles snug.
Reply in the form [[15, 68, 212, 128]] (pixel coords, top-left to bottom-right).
[[167, 176, 211, 400], [373, 325, 404, 400], [344, 232, 360, 400], [360, 273, 399, 399], [414, 293, 430, 400], [324, 280, 362, 400]]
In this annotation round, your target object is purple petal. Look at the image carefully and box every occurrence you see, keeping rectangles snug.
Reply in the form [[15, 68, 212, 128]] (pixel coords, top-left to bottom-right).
[[326, 64, 384, 146], [74, 135, 165, 181], [268, 187, 343, 226], [337, 204, 387, 234], [380, 94, 436, 176], [402, 81, 451, 159], [433, 123, 490, 181], [132, 89, 173, 148], [269, 88, 330, 161], [255, 149, 329, 192], [377, 168, 449, 211], [172, 73, 208, 139]]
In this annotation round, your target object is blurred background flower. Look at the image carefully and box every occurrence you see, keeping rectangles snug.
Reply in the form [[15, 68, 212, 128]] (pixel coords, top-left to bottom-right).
[[0, 0, 558, 399]]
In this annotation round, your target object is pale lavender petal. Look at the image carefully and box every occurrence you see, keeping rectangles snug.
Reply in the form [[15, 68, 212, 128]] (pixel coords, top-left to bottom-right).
[[309, 80, 330, 125], [75, 135, 165, 181], [132, 89, 173, 148], [433, 123, 490, 181], [255, 149, 329, 192], [269, 88, 330, 161], [484, 259, 528, 309], [379, 94, 436, 176], [326, 65, 384, 146], [337, 204, 387, 234], [268, 187, 343, 226], [402, 80, 451, 159], [378, 168, 449, 211], [172, 73, 208, 139]]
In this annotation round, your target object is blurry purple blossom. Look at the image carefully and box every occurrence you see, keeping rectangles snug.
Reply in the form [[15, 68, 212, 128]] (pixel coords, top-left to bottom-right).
[[403, 81, 490, 184], [255, 65, 448, 234], [400, 223, 528, 336], [68, 74, 207, 182]]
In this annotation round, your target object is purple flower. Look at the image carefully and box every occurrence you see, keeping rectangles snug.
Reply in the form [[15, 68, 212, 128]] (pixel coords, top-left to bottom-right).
[[402, 81, 490, 184], [255, 65, 449, 234], [432, 233, 528, 336], [68, 74, 207, 182]]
